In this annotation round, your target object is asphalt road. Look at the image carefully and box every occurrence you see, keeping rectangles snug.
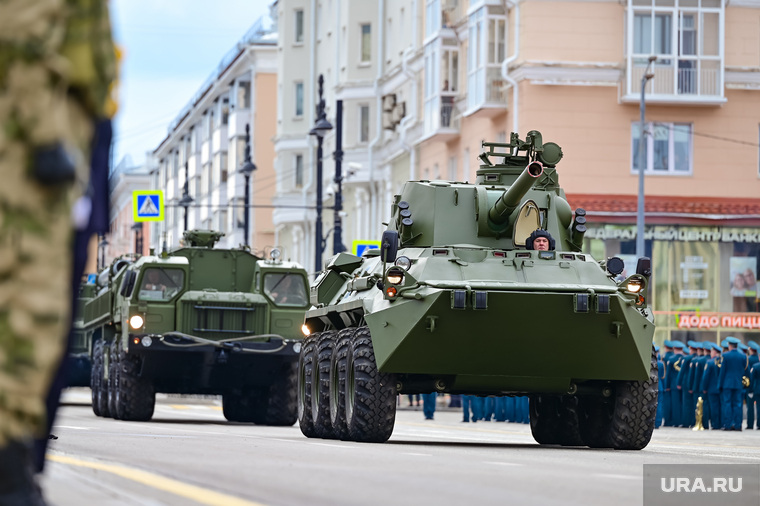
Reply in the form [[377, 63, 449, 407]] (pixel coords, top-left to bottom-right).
[[40, 389, 760, 506]]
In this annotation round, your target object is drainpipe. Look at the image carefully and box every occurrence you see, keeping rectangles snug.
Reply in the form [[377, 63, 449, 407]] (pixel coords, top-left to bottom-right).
[[500, 0, 520, 133], [367, 0, 386, 236], [301, 0, 317, 269], [399, 45, 418, 183]]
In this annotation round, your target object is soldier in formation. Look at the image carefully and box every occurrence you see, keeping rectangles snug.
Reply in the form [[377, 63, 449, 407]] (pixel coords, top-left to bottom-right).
[[0, 1, 116, 504]]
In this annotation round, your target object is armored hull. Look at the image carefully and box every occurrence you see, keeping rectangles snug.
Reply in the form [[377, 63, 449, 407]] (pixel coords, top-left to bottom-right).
[[298, 131, 658, 449]]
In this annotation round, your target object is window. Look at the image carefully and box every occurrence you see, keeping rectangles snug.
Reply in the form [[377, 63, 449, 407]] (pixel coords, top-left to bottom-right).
[[359, 105, 369, 143], [467, 5, 506, 109], [263, 273, 308, 307], [220, 152, 228, 183], [631, 122, 692, 175], [628, 0, 723, 98], [294, 154, 303, 189], [295, 9, 304, 43], [448, 156, 457, 181], [360, 23, 371, 63], [238, 81, 251, 109], [221, 99, 229, 125], [295, 82, 304, 117], [138, 268, 184, 302]]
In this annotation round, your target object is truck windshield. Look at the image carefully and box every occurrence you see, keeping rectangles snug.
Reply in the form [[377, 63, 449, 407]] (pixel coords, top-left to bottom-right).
[[138, 268, 184, 302], [263, 273, 308, 307]]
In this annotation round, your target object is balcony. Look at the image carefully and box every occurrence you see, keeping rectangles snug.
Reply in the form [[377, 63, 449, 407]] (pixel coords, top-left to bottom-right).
[[464, 67, 508, 117], [624, 59, 725, 105], [422, 92, 461, 142]]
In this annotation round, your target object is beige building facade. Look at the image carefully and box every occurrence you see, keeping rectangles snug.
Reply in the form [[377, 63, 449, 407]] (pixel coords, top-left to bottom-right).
[[149, 16, 279, 256], [274, 0, 760, 342]]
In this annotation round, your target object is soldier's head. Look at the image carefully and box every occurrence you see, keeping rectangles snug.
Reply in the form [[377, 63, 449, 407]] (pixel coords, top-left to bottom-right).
[[710, 344, 721, 358], [725, 336, 740, 350], [748, 341, 759, 356], [526, 229, 554, 251]]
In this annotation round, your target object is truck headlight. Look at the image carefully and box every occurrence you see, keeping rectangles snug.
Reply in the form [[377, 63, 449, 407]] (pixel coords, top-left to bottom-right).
[[129, 314, 144, 329]]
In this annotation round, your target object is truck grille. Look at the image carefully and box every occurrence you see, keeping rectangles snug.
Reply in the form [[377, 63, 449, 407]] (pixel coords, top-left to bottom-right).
[[180, 301, 266, 341]]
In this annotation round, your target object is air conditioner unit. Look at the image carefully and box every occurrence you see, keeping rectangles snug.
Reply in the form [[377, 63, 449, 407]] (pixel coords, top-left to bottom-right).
[[391, 101, 406, 125], [382, 109, 395, 130], [382, 93, 397, 113]]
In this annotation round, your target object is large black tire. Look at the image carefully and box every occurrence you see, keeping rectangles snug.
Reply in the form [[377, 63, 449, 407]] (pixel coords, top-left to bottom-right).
[[330, 328, 354, 440], [297, 335, 319, 438], [115, 347, 155, 422], [529, 395, 560, 445], [530, 395, 584, 446], [107, 343, 120, 419], [222, 390, 258, 422], [345, 326, 396, 443], [250, 360, 299, 426], [606, 347, 658, 450], [313, 332, 336, 439], [579, 346, 658, 450], [90, 340, 104, 417]]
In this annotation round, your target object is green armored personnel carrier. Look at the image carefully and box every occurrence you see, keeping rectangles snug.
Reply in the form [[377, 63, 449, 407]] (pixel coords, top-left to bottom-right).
[[80, 230, 309, 424], [298, 130, 657, 449]]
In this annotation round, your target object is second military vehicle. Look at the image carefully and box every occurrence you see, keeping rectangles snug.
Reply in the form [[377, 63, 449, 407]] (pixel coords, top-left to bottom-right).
[[80, 230, 309, 424], [297, 130, 657, 449]]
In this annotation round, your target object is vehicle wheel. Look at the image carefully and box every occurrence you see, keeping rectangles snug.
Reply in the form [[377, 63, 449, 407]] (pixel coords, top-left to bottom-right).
[[90, 340, 103, 417], [579, 346, 658, 450], [606, 346, 658, 450], [107, 343, 120, 419], [555, 396, 584, 446], [116, 347, 155, 422], [97, 341, 111, 417], [529, 395, 560, 445], [222, 389, 258, 422], [345, 326, 396, 443], [250, 359, 299, 426], [313, 331, 337, 439], [297, 334, 319, 438], [330, 328, 355, 440]]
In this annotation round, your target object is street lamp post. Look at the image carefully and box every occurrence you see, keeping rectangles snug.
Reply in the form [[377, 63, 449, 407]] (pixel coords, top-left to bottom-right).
[[131, 222, 143, 255], [636, 55, 657, 258], [179, 161, 194, 232], [240, 123, 257, 247], [98, 235, 108, 270], [332, 99, 346, 254], [309, 74, 333, 272]]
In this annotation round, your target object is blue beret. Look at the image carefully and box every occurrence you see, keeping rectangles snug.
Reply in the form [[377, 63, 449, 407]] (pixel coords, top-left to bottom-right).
[[692, 342, 703, 349], [748, 340, 760, 352], [739, 343, 748, 351], [687, 340, 696, 348], [654, 345, 660, 352], [672, 341, 686, 349], [663, 340, 673, 348], [710, 343, 722, 352], [721, 339, 729, 347], [702, 341, 713, 349], [726, 336, 741, 345]]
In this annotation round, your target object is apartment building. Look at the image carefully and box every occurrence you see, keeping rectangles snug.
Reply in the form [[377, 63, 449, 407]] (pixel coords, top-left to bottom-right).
[[104, 162, 153, 266], [148, 15, 278, 256], [274, 0, 760, 342]]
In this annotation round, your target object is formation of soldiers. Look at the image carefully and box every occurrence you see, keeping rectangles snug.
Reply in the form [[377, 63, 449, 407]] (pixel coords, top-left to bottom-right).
[[656, 337, 760, 431]]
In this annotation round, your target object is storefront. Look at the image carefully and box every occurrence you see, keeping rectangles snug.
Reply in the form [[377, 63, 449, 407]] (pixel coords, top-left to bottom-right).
[[584, 225, 760, 344]]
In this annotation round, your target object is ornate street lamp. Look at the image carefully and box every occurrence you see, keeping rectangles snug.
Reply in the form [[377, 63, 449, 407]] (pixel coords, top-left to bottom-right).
[[240, 123, 257, 247], [636, 55, 657, 258], [309, 74, 333, 272]]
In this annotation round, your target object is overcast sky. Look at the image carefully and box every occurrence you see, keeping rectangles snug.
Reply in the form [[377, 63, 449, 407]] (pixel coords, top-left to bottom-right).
[[110, 0, 271, 168]]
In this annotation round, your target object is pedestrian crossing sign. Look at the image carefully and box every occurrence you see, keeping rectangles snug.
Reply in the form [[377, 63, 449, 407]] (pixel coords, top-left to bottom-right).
[[133, 190, 164, 222], [352, 240, 381, 257]]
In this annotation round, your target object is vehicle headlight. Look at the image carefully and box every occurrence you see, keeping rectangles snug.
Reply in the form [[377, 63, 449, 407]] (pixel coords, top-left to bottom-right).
[[624, 276, 645, 294], [395, 256, 412, 270], [301, 324, 311, 336], [293, 342, 302, 354], [141, 335, 153, 347], [386, 267, 405, 285], [129, 314, 144, 329]]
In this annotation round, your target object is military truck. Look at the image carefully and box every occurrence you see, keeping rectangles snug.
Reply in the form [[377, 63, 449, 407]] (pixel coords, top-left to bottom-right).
[[81, 230, 309, 424], [297, 130, 657, 449]]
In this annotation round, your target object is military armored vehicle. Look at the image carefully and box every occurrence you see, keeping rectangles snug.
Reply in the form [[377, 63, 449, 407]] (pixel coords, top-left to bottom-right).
[[298, 130, 657, 449], [80, 230, 309, 424]]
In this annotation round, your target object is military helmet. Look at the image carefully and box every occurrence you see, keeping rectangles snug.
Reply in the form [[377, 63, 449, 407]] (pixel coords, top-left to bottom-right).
[[525, 229, 555, 250]]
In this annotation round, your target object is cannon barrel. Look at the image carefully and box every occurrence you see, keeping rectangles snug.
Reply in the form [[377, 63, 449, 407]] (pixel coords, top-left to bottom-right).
[[488, 161, 544, 225]]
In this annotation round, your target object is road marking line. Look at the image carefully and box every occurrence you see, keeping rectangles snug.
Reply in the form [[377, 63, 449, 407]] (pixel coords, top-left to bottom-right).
[[484, 461, 521, 467], [168, 404, 191, 410], [47, 454, 267, 506]]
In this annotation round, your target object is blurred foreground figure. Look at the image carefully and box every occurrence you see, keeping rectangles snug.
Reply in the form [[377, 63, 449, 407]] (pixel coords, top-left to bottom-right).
[[0, 1, 116, 504]]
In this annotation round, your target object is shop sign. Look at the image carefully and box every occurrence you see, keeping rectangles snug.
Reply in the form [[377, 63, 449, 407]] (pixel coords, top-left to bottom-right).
[[586, 227, 760, 243], [676, 312, 760, 330]]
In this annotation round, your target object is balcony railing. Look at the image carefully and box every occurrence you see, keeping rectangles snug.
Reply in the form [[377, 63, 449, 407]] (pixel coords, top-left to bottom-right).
[[629, 58, 722, 101]]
